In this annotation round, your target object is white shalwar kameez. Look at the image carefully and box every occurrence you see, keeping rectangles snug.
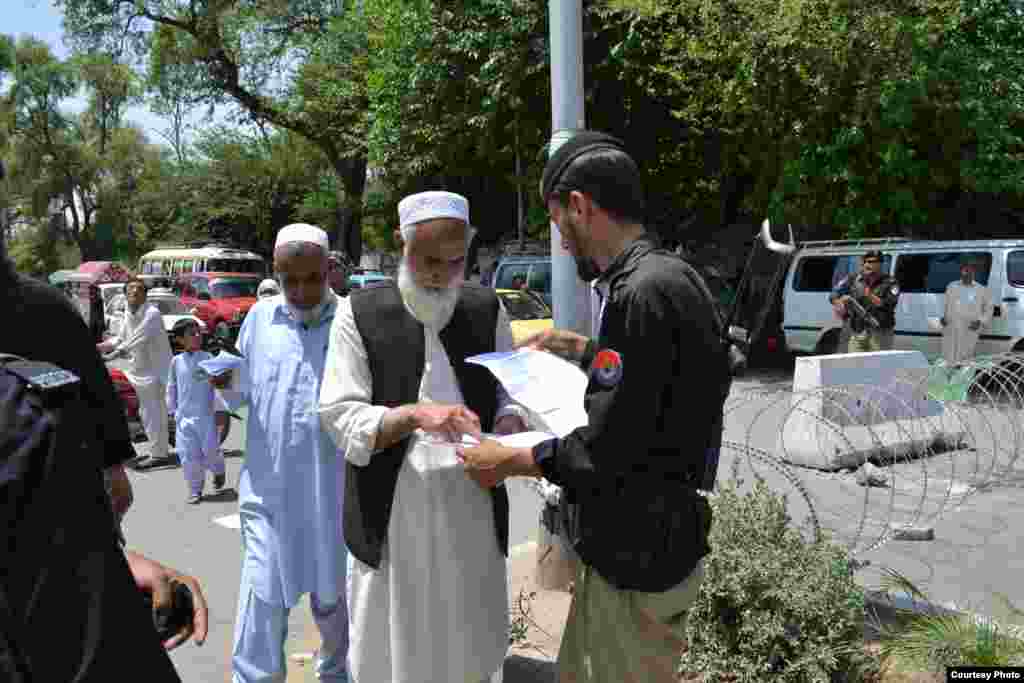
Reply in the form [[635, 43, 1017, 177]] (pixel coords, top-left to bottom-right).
[[319, 296, 526, 683], [942, 281, 993, 364], [223, 293, 349, 683], [107, 301, 173, 460], [166, 350, 227, 496]]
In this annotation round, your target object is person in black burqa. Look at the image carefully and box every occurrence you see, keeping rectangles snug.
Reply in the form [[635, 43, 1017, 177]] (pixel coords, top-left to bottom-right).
[[0, 236, 209, 682], [457, 131, 732, 683]]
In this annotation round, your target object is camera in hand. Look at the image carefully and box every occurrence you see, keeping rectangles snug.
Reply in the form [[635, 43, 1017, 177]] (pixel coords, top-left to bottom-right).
[[141, 581, 194, 642]]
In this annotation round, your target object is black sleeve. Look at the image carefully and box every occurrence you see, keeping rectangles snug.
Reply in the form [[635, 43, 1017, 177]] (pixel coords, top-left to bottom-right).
[[533, 271, 727, 490], [19, 280, 136, 468]]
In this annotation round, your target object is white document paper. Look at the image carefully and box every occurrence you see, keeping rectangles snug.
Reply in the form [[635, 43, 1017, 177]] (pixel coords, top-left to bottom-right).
[[466, 349, 588, 437], [197, 351, 247, 378], [460, 431, 558, 449]]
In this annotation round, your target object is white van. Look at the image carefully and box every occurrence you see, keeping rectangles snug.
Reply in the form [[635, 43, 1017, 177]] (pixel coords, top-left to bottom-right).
[[782, 238, 1024, 359]]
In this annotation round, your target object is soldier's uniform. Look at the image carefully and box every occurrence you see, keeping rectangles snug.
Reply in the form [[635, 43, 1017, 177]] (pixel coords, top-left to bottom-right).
[[830, 272, 901, 352]]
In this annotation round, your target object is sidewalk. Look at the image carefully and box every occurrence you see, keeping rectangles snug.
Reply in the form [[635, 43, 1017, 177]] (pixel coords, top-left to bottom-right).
[[284, 542, 571, 683]]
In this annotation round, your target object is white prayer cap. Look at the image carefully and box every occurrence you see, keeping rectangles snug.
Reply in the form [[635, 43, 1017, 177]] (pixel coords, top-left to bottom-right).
[[398, 191, 469, 242], [257, 278, 280, 298], [274, 223, 329, 252]]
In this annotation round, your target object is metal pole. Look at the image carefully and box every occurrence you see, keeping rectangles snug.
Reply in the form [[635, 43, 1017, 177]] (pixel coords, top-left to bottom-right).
[[547, 0, 591, 336]]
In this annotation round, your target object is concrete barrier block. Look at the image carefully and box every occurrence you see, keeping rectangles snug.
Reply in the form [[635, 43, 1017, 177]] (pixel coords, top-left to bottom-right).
[[779, 350, 963, 470]]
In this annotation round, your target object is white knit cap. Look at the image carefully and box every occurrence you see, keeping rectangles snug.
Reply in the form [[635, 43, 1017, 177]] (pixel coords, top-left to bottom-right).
[[398, 191, 469, 242], [274, 223, 329, 251], [257, 278, 280, 297]]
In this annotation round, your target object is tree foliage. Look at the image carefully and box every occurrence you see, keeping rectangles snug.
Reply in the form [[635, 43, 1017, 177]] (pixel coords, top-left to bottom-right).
[[56, 0, 372, 260], [2, 37, 156, 261]]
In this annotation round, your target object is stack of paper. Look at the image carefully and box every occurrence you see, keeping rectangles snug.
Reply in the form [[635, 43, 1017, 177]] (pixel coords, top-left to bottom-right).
[[466, 349, 588, 438], [460, 431, 558, 449], [196, 351, 247, 379]]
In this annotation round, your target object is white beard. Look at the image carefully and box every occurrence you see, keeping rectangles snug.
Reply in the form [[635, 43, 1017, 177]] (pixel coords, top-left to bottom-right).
[[398, 263, 458, 330]]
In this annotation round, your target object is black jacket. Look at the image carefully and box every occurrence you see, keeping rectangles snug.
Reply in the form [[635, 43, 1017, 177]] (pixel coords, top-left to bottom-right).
[[830, 272, 900, 332], [533, 235, 732, 592]]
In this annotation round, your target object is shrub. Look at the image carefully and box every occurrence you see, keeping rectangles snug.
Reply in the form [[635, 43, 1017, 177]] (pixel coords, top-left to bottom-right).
[[877, 569, 1024, 674], [681, 480, 871, 682]]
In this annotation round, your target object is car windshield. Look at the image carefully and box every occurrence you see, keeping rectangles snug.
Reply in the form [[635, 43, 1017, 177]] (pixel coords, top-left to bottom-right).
[[151, 298, 188, 316], [498, 291, 552, 321], [210, 279, 259, 298]]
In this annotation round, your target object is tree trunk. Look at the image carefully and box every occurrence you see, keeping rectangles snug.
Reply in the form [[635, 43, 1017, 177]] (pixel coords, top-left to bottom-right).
[[332, 154, 368, 266]]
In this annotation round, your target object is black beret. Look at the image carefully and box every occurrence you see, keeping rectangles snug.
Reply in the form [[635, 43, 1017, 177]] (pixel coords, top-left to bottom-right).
[[539, 131, 629, 201]]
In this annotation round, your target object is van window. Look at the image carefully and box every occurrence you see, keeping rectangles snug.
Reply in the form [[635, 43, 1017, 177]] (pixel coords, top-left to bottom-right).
[[793, 256, 839, 291], [206, 258, 263, 274], [496, 266, 530, 290], [528, 262, 552, 292], [1008, 251, 1024, 289], [894, 252, 992, 293]]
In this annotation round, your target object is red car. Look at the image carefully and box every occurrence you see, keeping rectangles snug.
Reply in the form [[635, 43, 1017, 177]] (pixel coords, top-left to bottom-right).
[[109, 366, 232, 448], [176, 272, 261, 341]]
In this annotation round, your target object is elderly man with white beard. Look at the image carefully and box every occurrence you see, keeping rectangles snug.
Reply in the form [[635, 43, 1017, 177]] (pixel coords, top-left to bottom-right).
[[318, 191, 529, 683], [222, 223, 349, 683]]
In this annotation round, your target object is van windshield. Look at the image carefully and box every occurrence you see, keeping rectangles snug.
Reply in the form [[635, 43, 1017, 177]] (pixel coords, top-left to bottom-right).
[[1008, 251, 1024, 288]]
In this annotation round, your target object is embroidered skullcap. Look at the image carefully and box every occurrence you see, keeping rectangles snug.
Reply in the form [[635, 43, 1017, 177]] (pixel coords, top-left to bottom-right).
[[397, 191, 469, 242], [274, 223, 329, 252]]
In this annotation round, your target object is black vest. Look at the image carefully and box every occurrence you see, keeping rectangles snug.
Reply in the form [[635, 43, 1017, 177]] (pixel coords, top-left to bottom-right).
[[345, 280, 510, 569]]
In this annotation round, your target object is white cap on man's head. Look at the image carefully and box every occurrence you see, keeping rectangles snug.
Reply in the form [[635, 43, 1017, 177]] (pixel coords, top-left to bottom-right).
[[275, 223, 329, 251], [398, 191, 469, 242]]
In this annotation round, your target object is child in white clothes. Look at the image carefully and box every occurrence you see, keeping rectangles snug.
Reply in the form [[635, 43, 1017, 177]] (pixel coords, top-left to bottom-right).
[[166, 319, 227, 503]]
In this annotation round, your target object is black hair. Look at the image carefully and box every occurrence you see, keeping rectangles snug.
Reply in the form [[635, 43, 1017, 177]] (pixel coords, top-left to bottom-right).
[[540, 131, 645, 224], [863, 250, 884, 261]]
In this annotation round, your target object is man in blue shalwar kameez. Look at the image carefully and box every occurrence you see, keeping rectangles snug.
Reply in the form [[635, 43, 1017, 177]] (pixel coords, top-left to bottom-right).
[[223, 223, 349, 683]]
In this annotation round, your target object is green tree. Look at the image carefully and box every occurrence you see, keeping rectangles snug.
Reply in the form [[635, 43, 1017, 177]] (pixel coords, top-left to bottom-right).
[[3, 37, 154, 261], [146, 126, 340, 255], [609, 0, 1024, 239], [56, 0, 372, 262]]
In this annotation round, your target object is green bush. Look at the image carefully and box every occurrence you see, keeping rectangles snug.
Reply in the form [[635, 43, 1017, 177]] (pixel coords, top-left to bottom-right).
[[681, 480, 871, 682]]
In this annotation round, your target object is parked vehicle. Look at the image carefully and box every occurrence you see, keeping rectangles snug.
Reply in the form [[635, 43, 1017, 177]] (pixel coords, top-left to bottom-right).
[[492, 256, 552, 307], [781, 237, 1024, 359], [138, 244, 267, 278], [174, 272, 261, 341], [495, 288, 553, 344], [108, 365, 231, 447], [348, 272, 392, 290], [65, 262, 132, 329], [105, 289, 211, 353]]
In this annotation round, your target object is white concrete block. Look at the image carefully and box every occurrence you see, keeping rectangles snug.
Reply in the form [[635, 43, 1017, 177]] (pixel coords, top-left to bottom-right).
[[780, 350, 965, 470]]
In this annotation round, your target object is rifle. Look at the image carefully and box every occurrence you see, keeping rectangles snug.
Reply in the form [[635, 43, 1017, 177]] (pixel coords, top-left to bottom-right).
[[843, 296, 882, 330]]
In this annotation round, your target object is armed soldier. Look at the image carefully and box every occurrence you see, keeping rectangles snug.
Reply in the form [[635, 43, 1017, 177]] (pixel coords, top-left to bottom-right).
[[829, 250, 901, 352]]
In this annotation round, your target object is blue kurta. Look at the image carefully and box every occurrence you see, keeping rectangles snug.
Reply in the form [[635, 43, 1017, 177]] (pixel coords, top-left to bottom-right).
[[229, 293, 346, 609]]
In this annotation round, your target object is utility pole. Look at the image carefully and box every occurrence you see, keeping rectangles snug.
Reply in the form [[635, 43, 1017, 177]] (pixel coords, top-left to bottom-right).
[[547, 0, 591, 335]]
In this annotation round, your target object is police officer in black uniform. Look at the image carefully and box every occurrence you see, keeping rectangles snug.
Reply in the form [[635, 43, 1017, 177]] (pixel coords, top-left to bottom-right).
[[0, 230, 208, 681], [829, 250, 901, 352], [457, 131, 731, 682]]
